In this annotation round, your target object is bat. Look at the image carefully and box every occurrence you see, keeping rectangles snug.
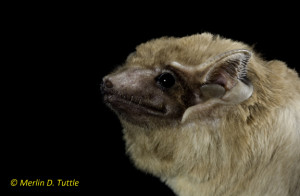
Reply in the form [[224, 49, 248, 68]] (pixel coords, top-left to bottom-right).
[[101, 33, 300, 196]]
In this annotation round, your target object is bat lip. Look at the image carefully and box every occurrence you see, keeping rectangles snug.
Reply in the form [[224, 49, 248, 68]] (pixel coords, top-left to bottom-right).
[[103, 90, 167, 117]]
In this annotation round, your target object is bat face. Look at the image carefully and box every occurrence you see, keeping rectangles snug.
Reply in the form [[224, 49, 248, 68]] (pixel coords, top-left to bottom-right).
[[101, 66, 189, 125], [101, 34, 253, 126]]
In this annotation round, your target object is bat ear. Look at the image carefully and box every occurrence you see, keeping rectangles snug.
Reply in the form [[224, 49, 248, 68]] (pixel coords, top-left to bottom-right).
[[175, 49, 254, 123], [200, 49, 253, 104]]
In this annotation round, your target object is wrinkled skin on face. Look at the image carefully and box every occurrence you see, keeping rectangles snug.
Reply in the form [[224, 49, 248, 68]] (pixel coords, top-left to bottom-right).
[[101, 66, 190, 125]]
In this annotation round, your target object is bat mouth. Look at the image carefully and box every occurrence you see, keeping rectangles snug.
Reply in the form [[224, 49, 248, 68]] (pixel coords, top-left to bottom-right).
[[103, 90, 167, 116]]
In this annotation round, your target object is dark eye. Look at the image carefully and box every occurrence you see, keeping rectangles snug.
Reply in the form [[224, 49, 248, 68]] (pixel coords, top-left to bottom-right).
[[156, 72, 176, 89]]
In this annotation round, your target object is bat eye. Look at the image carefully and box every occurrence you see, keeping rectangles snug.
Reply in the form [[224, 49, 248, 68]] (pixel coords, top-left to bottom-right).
[[156, 72, 176, 89]]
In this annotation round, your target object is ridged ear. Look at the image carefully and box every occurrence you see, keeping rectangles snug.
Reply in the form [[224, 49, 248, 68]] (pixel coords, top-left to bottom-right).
[[171, 49, 254, 123], [200, 49, 253, 104]]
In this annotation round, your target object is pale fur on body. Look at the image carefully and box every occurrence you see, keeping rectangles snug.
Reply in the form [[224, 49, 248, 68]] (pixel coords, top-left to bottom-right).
[[103, 33, 300, 196]]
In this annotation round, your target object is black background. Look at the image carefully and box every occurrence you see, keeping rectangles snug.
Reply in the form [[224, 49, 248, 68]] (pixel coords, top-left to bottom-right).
[[5, 3, 300, 195]]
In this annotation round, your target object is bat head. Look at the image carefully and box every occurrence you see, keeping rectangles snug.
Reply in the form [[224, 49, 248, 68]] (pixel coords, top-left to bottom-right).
[[101, 33, 253, 127]]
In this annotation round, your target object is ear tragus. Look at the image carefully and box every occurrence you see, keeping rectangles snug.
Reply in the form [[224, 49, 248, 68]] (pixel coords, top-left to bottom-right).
[[200, 84, 226, 100]]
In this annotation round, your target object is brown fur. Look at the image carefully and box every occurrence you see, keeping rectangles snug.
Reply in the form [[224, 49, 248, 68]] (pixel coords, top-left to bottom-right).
[[104, 33, 300, 195]]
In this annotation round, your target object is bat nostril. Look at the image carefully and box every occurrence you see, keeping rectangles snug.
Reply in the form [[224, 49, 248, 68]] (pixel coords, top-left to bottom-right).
[[100, 78, 114, 94], [104, 79, 113, 88]]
